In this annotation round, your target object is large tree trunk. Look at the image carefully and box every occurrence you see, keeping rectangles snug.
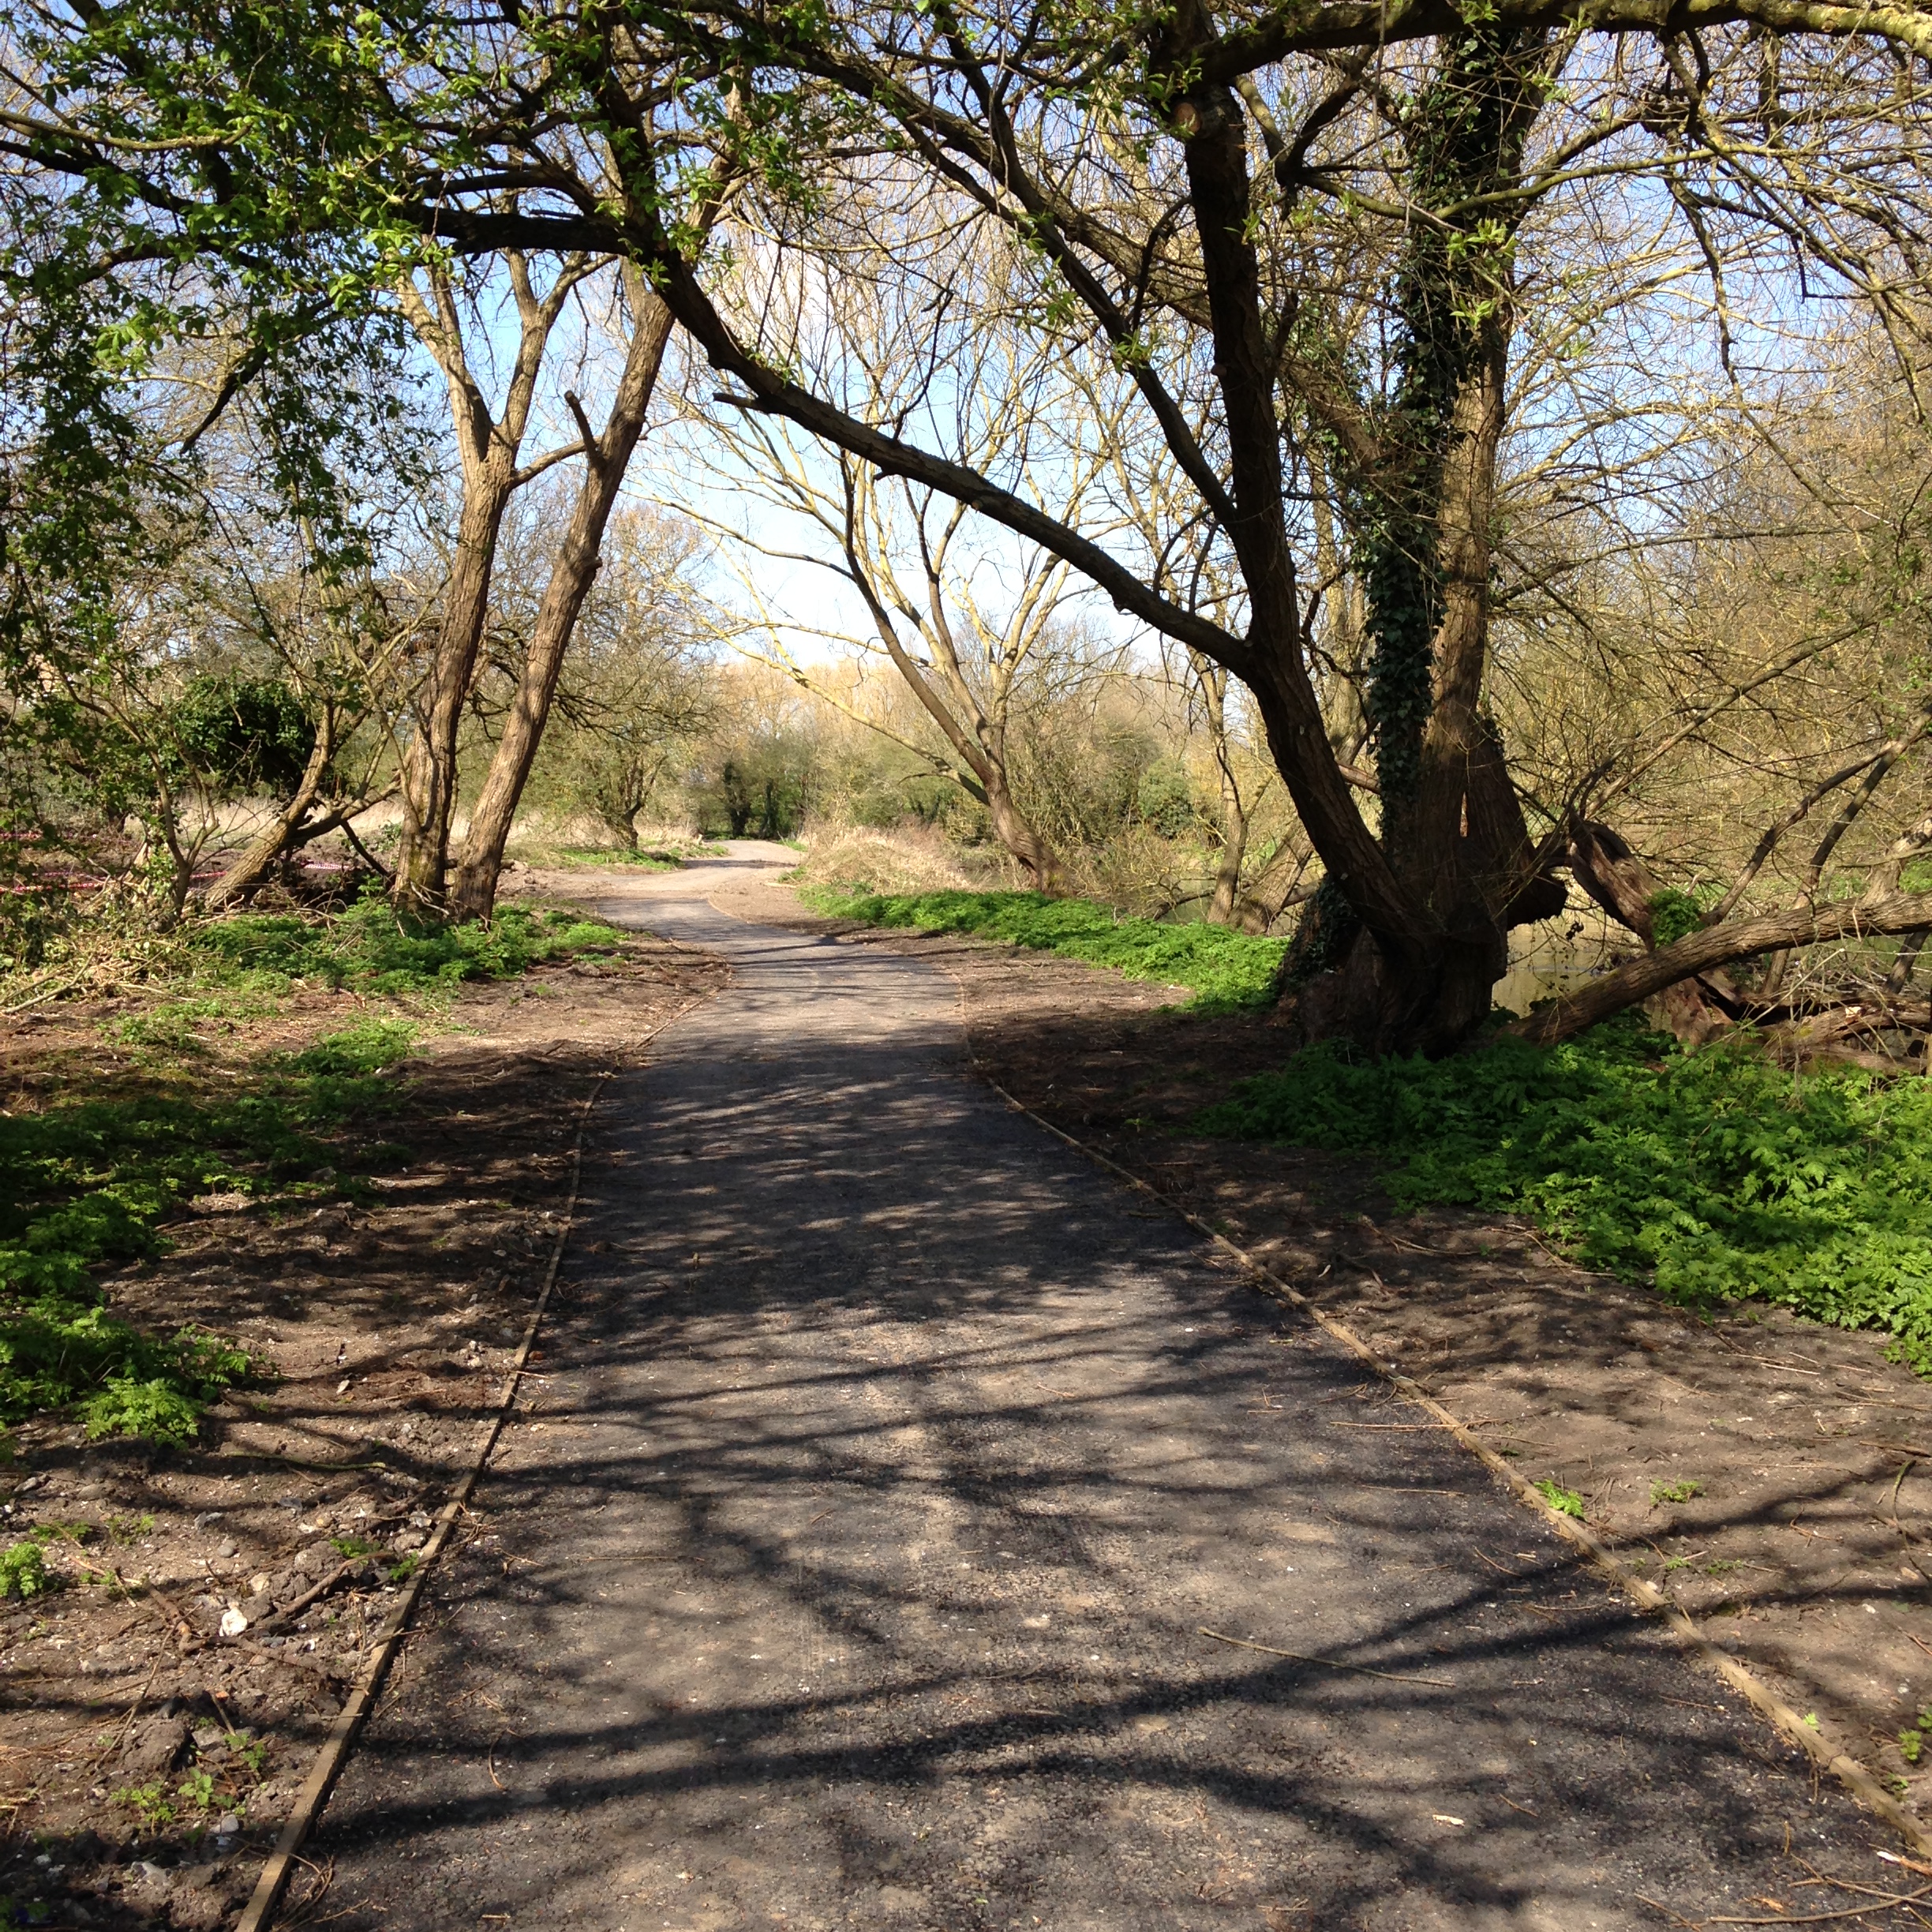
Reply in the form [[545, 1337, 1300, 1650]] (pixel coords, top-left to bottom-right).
[[1271, 24, 1564, 1052], [448, 279, 674, 922], [392, 474, 515, 911]]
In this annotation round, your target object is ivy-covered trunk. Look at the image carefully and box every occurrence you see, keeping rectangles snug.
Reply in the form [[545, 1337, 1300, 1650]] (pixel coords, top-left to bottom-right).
[[1291, 25, 1565, 1053]]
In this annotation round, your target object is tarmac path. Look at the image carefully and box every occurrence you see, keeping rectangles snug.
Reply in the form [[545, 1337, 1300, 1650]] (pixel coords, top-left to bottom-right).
[[305, 846, 1910, 1930]]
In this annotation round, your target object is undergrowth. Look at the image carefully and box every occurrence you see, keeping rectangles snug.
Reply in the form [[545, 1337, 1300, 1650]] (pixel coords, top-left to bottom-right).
[[2, 897, 627, 1439], [178, 895, 620, 1000], [5, 891, 623, 1019], [804, 887, 1290, 1012], [0, 1019, 421, 1437], [1198, 1019, 1932, 1370]]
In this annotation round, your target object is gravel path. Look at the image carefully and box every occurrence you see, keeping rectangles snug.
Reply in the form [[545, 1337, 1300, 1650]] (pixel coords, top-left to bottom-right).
[[305, 848, 1914, 1930]]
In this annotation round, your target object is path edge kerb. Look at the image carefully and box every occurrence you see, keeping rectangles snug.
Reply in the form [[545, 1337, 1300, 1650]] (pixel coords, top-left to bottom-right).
[[968, 1066, 1932, 1860], [234, 993, 714, 1932]]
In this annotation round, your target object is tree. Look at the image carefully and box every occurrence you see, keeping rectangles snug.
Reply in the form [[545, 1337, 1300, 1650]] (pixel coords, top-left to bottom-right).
[[13, 0, 1932, 1044]]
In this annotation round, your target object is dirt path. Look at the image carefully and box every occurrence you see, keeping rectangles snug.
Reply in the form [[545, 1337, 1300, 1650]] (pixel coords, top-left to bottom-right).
[[303, 848, 1924, 1930]]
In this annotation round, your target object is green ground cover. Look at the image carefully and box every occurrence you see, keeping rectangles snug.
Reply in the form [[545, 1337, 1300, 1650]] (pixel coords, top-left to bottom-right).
[[2, 900, 627, 1442], [804, 887, 1290, 1013], [1199, 1020, 1932, 1371]]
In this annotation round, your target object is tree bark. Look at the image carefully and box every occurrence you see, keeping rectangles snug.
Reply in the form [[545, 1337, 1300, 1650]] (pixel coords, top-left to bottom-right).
[[447, 275, 673, 922]]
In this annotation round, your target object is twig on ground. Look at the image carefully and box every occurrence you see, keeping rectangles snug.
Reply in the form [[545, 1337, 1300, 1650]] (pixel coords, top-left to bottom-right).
[[1197, 1627, 1455, 1688], [1705, 1883, 1932, 1923], [254, 1562, 359, 1633]]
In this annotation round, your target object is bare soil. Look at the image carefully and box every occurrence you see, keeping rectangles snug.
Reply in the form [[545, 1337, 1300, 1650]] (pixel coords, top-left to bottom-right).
[[0, 912, 724, 1930], [708, 870, 1932, 1843]]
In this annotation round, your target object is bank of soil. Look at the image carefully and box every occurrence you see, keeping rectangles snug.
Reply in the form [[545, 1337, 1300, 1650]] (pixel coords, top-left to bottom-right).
[[698, 867, 1932, 1844], [0, 912, 724, 1930]]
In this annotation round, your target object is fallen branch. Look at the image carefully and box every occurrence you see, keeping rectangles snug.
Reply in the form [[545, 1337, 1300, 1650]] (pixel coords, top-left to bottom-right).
[[253, 1560, 362, 1634], [1515, 891, 1932, 1045]]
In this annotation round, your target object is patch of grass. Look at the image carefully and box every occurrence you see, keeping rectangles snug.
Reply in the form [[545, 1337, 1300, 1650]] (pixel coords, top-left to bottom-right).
[[1533, 1479, 1586, 1518], [1650, 1479, 1703, 1507], [1196, 1019, 1932, 1371], [179, 893, 623, 1002], [804, 886, 1290, 1013], [0, 1020, 416, 1439]]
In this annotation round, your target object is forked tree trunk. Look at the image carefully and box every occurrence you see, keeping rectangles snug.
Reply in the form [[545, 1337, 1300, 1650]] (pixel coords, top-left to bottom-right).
[[391, 256, 584, 914], [447, 278, 674, 922], [393, 478, 517, 910], [1198, 660, 1250, 927]]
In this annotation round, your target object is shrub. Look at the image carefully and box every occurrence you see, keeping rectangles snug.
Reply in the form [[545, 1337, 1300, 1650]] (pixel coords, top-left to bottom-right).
[[1197, 1020, 1932, 1370]]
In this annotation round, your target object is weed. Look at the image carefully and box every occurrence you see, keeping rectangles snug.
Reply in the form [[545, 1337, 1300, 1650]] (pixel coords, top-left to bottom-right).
[[1702, 1559, 1741, 1574], [226, 1732, 266, 1777], [112, 1782, 175, 1829], [329, 1533, 375, 1559], [177, 1769, 216, 1813], [1903, 1730, 1923, 1764], [1650, 1480, 1704, 1507], [803, 886, 1290, 1013], [107, 1513, 155, 1543], [386, 1552, 421, 1583], [0, 1541, 50, 1599], [1533, 1480, 1586, 1518], [1197, 1017, 1932, 1370]]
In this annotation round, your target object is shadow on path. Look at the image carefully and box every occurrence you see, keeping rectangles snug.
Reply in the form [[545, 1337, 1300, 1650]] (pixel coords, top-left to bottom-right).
[[305, 852, 1914, 1931]]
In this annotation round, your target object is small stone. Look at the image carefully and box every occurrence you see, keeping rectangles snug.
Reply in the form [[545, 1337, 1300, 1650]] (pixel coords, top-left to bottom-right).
[[219, 1608, 249, 1638], [194, 1511, 222, 1531], [122, 1718, 189, 1777], [217, 1538, 239, 1559], [213, 1814, 242, 1838]]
